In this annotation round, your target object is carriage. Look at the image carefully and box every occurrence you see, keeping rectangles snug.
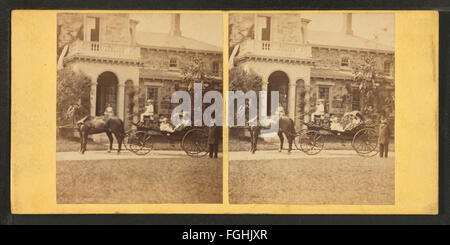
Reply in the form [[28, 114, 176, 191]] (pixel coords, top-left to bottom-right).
[[296, 111, 379, 157], [123, 116, 209, 157]]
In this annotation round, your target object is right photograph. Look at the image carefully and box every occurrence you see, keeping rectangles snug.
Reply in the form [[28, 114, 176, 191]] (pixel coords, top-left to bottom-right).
[[228, 12, 395, 205]]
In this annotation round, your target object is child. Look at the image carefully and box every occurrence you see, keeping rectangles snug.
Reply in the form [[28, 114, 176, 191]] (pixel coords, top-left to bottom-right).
[[140, 99, 155, 123], [311, 99, 325, 123], [104, 104, 114, 118], [378, 115, 390, 158]]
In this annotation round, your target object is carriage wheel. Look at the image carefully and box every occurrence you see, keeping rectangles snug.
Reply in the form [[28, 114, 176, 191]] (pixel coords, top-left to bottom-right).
[[136, 131, 154, 155], [294, 129, 309, 151], [124, 131, 153, 155], [297, 130, 324, 155], [181, 128, 208, 157], [352, 128, 378, 157], [123, 131, 141, 152]]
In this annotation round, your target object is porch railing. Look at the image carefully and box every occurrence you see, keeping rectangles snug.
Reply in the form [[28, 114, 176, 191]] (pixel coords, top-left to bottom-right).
[[239, 40, 312, 59], [67, 40, 140, 60]]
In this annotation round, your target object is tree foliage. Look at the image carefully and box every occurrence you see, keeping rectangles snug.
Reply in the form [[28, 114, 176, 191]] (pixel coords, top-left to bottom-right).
[[229, 66, 263, 130], [229, 66, 262, 92], [57, 67, 91, 126], [353, 56, 395, 120], [181, 55, 220, 93]]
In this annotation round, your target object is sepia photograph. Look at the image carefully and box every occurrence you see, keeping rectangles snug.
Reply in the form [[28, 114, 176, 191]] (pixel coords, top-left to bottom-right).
[[56, 12, 223, 204], [228, 12, 395, 204], [10, 9, 438, 215]]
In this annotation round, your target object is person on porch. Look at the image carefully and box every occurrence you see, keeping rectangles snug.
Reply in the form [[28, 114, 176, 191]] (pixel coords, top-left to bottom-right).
[[104, 104, 114, 118]]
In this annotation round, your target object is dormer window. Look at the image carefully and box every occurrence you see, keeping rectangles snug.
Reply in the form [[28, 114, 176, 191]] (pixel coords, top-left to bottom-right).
[[169, 58, 178, 69], [341, 56, 350, 68], [384, 61, 391, 73], [212, 61, 219, 75]]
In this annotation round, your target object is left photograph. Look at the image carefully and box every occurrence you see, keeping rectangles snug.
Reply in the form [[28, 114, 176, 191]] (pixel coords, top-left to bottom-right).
[[56, 13, 223, 204]]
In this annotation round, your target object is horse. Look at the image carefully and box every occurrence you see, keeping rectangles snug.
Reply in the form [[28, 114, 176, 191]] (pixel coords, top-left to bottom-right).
[[76, 115, 125, 154], [248, 116, 296, 154]]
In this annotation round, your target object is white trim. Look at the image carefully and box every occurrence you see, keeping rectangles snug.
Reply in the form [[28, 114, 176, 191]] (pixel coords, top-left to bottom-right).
[[315, 81, 335, 86], [143, 81, 163, 87]]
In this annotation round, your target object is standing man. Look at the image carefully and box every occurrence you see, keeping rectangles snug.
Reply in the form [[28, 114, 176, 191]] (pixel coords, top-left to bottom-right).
[[378, 115, 391, 158], [208, 119, 221, 159]]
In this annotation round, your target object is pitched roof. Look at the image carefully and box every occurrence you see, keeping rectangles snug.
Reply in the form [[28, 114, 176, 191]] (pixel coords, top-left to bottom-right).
[[308, 30, 394, 52], [136, 31, 222, 53]]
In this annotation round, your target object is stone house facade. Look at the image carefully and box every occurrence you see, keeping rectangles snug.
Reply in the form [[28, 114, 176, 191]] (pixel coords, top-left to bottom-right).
[[229, 13, 394, 129], [59, 13, 222, 129]]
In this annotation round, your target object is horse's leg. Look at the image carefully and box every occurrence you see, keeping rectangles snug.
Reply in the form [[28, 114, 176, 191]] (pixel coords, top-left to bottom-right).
[[252, 128, 259, 154], [113, 132, 122, 154], [249, 128, 254, 153], [81, 131, 87, 154], [79, 130, 83, 153], [106, 131, 113, 153], [287, 133, 293, 153], [278, 131, 284, 152]]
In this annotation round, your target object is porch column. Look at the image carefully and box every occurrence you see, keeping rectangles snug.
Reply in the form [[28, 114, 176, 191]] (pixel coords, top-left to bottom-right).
[[117, 83, 125, 120], [133, 85, 140, 123], [90, 82, 97, 117], [288, 82, 296, 119], [304, 77, 311, 123], [261, 76, 269, 117], [262, 77, 268, 91]]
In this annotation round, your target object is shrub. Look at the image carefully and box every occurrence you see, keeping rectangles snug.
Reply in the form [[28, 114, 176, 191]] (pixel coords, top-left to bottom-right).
[[57, 67, 91, 127]]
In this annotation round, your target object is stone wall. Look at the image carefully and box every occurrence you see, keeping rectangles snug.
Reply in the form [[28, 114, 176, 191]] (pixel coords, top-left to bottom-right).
[[310, 79, 353, 116], [141, 48, 223, 76], [139, 49, 222, 118], [312, 47, 395, 75], [138, 79, 182, 117], [99, 14, 131, 45], [272, 14, 302, 44]]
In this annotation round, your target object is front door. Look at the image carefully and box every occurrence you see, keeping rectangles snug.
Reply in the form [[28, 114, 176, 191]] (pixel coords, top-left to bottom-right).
[[267, 71, 289, 116], [96, 72, 118, 116]]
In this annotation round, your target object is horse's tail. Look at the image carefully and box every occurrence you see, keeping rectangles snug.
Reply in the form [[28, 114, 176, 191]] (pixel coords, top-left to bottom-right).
[[289, 118, 295, 135], [118, 119, 125, 137]]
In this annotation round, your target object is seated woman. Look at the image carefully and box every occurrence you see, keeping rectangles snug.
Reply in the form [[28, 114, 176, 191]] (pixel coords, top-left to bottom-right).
[[173, 111, 191, 131], [159, 116, 175, 134], [343, 114, 363, 131], [159, 111, 191, 135], [330, 115, 344, 132]]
